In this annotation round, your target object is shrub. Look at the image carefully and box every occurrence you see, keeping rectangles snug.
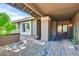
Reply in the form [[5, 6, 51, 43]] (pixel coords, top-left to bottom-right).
[[0, 13, 16, 36], [72, 38, 78, 45]]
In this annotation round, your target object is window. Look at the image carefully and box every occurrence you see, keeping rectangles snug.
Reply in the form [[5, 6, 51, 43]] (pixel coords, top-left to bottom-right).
[[63, 25, 67, 32], [22, 21, 31, 33], [22, 24, 25, 32], [57, 24, 68, 33], [22, 23, 30, 32], [57, 25, 62, 32], [26, 23, 30, 31]]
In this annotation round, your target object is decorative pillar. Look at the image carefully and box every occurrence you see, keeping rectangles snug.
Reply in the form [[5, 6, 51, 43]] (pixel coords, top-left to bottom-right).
[[41, 16, 51, 41], [32, 19, 37, 36]]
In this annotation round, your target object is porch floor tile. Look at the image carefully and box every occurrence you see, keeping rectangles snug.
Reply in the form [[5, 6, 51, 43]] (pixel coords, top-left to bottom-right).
[[0, 39, 79, 56]]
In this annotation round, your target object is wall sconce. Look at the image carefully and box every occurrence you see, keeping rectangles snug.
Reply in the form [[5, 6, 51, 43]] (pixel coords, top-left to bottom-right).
[[68, 24, 72, 27]]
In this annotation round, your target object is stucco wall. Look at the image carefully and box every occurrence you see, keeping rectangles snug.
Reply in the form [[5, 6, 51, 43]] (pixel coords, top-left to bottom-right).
[[32, 19, 37, 36], [12, 19, 38, 36], [41, 16, 51, 41], [50, 20, 70, 36], [50, 21, 56, 37], [56, 21, 70, 24], [72, 13, 79, 41]]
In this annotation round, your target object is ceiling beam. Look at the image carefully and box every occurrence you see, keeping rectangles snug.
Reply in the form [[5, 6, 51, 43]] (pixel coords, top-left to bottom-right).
[[24, 3, 43, 17], [11, 3, 15, 6], [23, 6, 26, 10], [7, 3, 41, 18]]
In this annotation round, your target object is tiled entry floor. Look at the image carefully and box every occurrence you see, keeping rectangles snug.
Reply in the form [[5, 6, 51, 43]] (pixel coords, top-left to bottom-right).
[[46, 40, 79, 56], [0, 39, 79, 56]]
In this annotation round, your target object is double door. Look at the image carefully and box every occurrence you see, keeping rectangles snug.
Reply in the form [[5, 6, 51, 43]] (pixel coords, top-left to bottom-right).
[[56, 24, 69, 39]]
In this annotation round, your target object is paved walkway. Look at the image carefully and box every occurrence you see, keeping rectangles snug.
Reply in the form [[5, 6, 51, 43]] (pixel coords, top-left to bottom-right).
[[46, 40, 79, 56], [0, 39, 79, 56]]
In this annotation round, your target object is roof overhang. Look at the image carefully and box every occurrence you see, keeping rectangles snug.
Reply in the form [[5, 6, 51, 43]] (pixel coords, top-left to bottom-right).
[[8, 3, 79, 20], [7, 3, 43, 18], [30, 3, 79, 20], [12, 17, 35, 23]]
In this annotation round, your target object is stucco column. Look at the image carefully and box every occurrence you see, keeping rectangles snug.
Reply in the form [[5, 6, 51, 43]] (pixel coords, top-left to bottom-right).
[[32, 19, 37, 36], [41, 16, 51, 41]]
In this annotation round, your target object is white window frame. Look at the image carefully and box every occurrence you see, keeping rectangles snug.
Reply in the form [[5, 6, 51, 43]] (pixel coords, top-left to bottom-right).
[[20, 21, 31, 35]]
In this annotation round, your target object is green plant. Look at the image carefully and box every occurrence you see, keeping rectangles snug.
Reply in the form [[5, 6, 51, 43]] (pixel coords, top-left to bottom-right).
[[72, 25, 78, 45], [0, 13, 16, 36], [72, 39, 78, 45]]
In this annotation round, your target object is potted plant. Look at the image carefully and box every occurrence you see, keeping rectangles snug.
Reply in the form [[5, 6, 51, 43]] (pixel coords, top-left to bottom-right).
[[0, 13, 20, 46]]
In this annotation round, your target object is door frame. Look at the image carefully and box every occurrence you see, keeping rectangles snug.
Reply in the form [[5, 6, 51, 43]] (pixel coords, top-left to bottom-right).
[[56, 21, 69, 39], [20, 21, 32, 35]]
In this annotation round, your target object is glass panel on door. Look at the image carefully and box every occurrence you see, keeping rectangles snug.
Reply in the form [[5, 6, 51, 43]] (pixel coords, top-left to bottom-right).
[[57, 24, 69, 39], [63, 25, 67, 32], [57, 25, 62, 32]]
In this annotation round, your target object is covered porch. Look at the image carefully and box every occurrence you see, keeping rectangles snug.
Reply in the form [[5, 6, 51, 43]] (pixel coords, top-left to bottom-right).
[[18, 4, 79, 42], [9, 3, 79, 42], [0, 3, 79, 56]]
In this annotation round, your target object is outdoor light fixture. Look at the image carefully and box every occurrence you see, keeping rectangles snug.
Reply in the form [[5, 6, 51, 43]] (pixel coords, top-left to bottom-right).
[[68, 24, 72, 27]]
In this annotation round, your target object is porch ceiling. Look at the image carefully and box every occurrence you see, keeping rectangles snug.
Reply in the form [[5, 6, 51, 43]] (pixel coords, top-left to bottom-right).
[[8, 3, 79, 20], [28, 3, 79, 20]]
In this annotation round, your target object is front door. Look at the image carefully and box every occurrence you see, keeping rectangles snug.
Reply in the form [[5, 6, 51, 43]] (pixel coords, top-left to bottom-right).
[[56, 24, 68, 39]]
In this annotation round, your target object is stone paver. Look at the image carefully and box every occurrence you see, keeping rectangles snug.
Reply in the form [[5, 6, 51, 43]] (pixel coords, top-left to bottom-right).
[[0, 39, 79, 56], [47, 40, 79, 56], [47, 41, 66, 56]]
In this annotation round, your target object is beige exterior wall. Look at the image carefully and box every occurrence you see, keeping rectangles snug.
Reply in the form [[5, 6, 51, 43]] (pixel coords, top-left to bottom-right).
[[50, 20, 70, 36], [56, 21, 70, 24], [32, 19, 37, 36], [41, 16, 51, 41], [72, 13, 79, 41], [50, 21, 56, 37], [12, 19, 38, 36]]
